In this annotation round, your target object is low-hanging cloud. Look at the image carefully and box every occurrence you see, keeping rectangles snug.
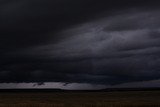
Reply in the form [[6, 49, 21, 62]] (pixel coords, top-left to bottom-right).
[[1, 0, 160, 88], [2, 9, 160, 85]]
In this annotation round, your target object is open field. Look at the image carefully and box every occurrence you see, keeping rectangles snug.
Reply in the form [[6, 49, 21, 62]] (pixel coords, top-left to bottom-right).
[[0, 90, 160, 107]]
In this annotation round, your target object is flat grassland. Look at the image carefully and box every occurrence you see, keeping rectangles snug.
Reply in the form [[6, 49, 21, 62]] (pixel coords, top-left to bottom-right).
[[0, 91, 160, 107]]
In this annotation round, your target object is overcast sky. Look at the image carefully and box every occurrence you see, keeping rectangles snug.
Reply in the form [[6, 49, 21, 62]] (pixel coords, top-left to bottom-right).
[[1, 0, 160, 89]]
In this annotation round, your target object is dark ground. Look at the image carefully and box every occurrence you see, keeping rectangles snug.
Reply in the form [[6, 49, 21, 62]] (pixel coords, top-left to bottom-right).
[[0, 88, 160, 107]]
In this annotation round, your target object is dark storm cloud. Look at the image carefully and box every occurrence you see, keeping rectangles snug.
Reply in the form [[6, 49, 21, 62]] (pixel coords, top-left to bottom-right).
[[1, 0, 160, 53], [1, 0, 160, 86]]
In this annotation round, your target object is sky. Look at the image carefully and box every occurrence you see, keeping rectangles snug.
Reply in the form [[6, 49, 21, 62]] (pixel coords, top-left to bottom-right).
[[1, 0, 160, 89]]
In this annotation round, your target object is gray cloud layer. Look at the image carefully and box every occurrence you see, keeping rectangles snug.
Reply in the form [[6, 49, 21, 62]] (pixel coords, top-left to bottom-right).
[[1, 0, 160, 87], [5, 9, 160, 85]]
